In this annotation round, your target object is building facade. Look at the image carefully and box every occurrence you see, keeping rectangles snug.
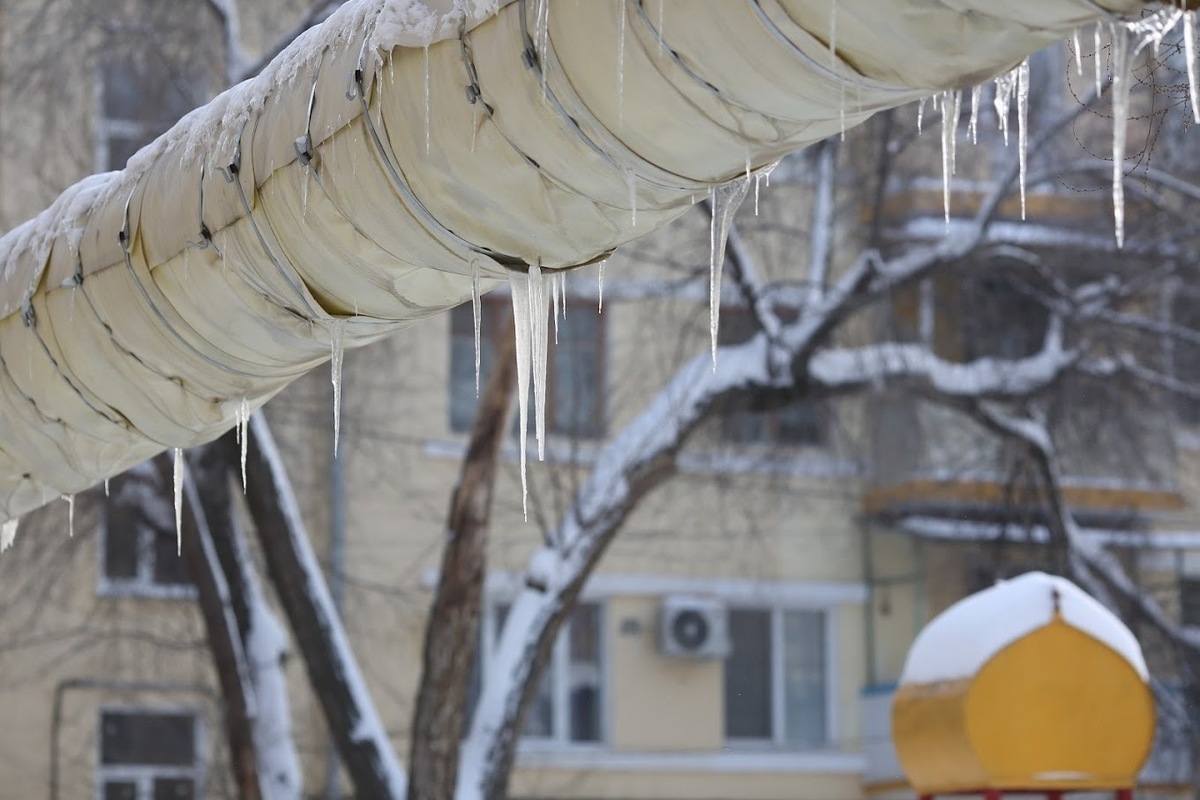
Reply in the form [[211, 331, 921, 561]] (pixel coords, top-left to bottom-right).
[[0, 3, 1198, 800]]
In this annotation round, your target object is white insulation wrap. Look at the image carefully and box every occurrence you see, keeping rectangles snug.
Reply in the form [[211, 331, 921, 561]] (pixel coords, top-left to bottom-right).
[[0, 0, 1143, 521]]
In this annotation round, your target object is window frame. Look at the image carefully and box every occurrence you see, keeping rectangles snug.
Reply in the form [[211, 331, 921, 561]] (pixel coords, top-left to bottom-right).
[[448, 295, 608, 440], [93, 57, 201, 173], [723, 604, 838, 751], [95, 706, 205, 800], [97, 514, 197, 601], [480, 597, 609, 749], [716, 306, 828, 449]]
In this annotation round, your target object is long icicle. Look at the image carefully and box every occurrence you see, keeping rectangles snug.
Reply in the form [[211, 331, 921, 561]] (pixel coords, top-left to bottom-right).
[[509, 270, 532, 519], [709, 177, 752, 367], [1186, 11, 1200, 124], [1017, 58, 1030, 220], [174, 447, 184, 556], [529, 264, 549, 461], [1110, 22, 1131, 248], [472, 262, 482, 397], [238, 396, 249, 493], [329, 319, 346, 453]]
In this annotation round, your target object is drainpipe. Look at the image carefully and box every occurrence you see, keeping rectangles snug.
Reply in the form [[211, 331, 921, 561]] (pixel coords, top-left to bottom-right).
[[323, 380, 347, 800]]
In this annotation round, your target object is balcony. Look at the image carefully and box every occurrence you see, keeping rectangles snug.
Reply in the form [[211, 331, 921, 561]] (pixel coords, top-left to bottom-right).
[[863, 396, 1184, 524]]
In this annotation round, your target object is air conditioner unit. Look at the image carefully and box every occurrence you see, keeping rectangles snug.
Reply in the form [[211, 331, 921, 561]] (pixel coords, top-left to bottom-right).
[[659, 595, 730, 660]]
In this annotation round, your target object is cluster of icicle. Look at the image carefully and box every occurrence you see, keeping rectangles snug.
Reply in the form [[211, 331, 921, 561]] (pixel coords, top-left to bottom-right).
[[925, 9, 1200, 248], [12, 6, 1200, 554]]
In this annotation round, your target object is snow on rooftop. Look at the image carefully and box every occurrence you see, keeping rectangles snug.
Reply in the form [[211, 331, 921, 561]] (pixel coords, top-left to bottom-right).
[[899, 571, 1147, 685]]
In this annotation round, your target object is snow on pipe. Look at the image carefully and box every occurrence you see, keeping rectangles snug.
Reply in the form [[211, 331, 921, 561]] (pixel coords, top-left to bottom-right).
[[0, 0, 1147, 527]]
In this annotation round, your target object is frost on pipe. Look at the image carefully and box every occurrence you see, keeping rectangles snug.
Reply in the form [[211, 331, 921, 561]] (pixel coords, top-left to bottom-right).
[[0, 0, 1144, 526]]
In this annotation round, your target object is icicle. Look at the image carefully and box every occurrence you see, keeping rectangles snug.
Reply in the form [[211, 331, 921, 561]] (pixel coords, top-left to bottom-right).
[[917, 97, 925, 135], [830, 0, 844, 136], [551, 269, 561, 345], [173, 447, 184, 557], [1073, 29, 1083, 76], [0, 519, 17, 552], [423, 45, 432, 156], [969, 84, 981, 145], [527, 263, 550, 462], [1110, 22, 1131, 249], [472, 262, 482, 397], [1095, 24, 1103, 97], [104, 478, 110, 496], [598, 259, 605, 313], [708, 177, 752, 368], [1186, 11, 1200, 123], [625, 167, 637, 226], [1017, 58, 1030, 220], [237, 397, 250, 493], [62, 494, 75, 538], [617, 0, 626, 129], [993, 67, 1017, 146], [559, 272, 568, 320], [509, 270, 532, 519], [754, 174, 762, 215], [328, 319, 346, 453], [940, 90, 961, 225]]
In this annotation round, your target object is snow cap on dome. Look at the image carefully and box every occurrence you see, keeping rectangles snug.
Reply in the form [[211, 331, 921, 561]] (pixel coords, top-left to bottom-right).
[[899, 571, 1147, 685]]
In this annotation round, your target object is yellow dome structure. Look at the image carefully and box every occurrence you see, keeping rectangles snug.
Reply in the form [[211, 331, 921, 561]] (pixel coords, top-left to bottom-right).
[[891, 572, 1155, 800]]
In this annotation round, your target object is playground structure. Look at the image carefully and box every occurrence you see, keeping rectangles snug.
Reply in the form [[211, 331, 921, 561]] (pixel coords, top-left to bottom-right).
[[892, 572, 1156, 800]]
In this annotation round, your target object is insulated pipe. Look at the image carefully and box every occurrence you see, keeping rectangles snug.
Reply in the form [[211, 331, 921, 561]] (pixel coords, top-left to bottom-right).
[[0, 0, 1144, 522]]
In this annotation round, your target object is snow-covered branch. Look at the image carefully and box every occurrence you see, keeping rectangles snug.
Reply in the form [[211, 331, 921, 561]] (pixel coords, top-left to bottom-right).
[[969, 404, 1200, 657], [808, 329, 1076, 401]]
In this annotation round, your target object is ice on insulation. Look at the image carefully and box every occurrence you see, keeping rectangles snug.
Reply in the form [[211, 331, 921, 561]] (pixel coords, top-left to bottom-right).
[[616, 0, 627, 130], [899, 571, 1147, 686], [423, 44, 432, 155], [173, 447, 184, 557], [709, 177, 751, 367], [0, 519, 17, 552]]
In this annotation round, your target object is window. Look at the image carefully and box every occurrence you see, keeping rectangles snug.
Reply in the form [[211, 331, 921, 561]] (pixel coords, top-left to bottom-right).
[[449, 298, 605, 438], [1180, 579, 1200, 627], [717, 309, 825, 446], [1169, 288, 1200, 426], [101, 468, 194, 598], [97, 58, 198, 171], [724, 608, 828, 748], [98, 709, 200, 800], [480, 601, 605, 745]]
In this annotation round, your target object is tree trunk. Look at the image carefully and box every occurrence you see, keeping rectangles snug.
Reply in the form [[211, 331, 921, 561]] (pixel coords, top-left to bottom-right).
[[162, 453, 262, 800], [243, 413, 407, 799], [408, 318, 517, 800]]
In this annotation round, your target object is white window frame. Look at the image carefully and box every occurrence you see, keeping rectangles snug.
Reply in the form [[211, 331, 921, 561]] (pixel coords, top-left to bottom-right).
[[97, 517, 197, 600], [724, 604, 839, 751], [481, 597, 609, 750], [95, 705, 206, 800]]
